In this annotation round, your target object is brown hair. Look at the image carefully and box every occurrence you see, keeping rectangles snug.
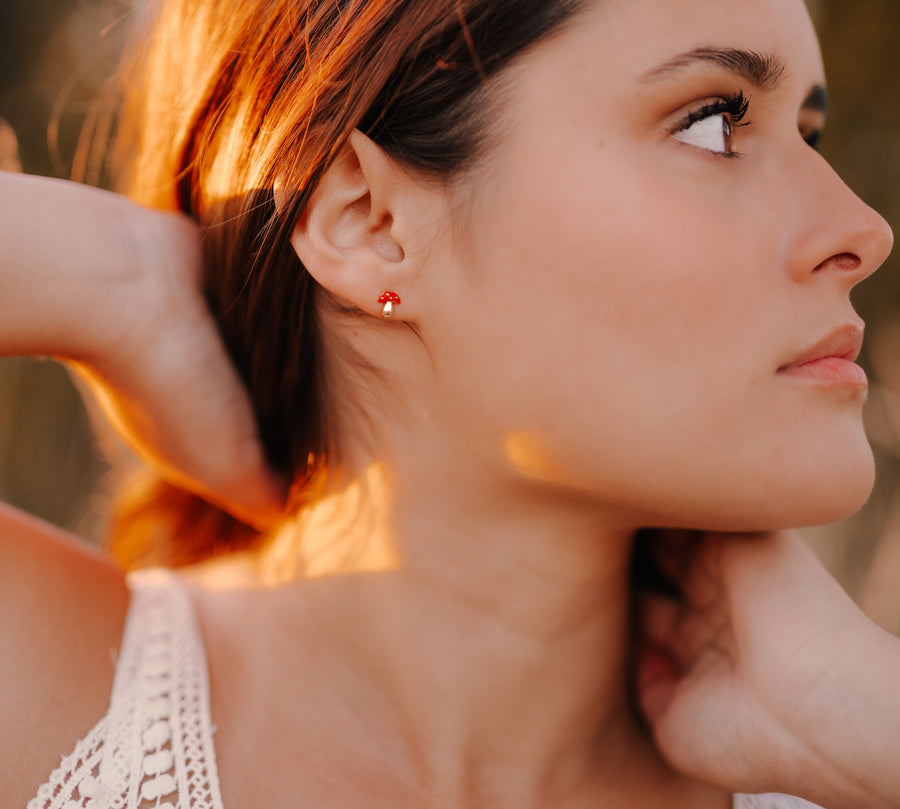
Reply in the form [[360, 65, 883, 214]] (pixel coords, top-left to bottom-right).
[[106, 0, 586, 569]]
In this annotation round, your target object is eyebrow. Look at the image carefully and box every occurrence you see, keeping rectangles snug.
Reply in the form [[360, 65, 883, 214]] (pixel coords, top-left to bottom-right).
[[641, 47, 787, 91]]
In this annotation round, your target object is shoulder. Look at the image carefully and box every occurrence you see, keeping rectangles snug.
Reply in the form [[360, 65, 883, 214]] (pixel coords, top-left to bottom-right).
[[0, 502, 129, 807]]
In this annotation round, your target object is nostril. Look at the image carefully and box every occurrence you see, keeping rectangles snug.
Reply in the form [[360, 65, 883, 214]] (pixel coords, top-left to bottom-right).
[[814, 252, 861, 273]]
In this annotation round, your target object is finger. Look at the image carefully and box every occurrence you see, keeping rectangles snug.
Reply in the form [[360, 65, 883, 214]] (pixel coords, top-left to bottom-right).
[[73, 340, 289, 530], [637, 590, 681, 648], [634, 640, 682, 726], [154, 308, 291, 511], [637, 584, 731, 685], [141, 362, 289, 529], [164, 439, 288, 531], [636, 529, 704, 593], [634, 591, 688, 725], [645, 530, 732, 614]]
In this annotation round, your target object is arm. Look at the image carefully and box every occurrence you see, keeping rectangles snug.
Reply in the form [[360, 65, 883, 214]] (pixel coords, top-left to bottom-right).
[[635, 530, 900, 809], [798, 618, 900, 808], [0, 171, 146, 359], [0, 171, 284, 527]]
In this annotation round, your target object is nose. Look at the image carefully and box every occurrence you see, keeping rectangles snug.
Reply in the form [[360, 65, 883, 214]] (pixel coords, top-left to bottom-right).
[[785, 150, 894, 287]]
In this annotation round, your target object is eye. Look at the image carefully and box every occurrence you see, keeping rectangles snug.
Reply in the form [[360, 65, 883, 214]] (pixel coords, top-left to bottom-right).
[[672, 93, 750, 158], [675, 113, 733, 154]]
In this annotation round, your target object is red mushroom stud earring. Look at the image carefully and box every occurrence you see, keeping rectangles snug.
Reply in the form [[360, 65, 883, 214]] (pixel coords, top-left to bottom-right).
[[378, 291, 401, 319]]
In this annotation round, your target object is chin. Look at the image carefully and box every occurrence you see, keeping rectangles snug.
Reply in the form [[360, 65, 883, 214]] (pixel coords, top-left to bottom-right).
[[732, 419, 878, 529], [794, 467, 875, 527], [652, 440, 876, 533], [795, 435, 876, 526], [744, 444, 875, 531]]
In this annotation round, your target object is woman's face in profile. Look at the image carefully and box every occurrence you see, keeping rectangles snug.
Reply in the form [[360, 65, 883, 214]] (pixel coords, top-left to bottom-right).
[[419, 0, 893, 530]]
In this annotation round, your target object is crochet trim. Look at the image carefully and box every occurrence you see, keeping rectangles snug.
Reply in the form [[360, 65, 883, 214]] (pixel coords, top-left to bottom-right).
[[27, 569, 224, 809]]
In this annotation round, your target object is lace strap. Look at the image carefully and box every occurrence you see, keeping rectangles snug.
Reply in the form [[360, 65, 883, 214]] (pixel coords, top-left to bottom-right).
[[99, 568, 225, 809], [27, 716, 109, 809]]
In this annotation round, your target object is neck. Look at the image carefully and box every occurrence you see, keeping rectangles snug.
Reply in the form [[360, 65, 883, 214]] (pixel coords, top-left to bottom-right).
[[247, 451, 678, 806], [194, 427, 722, 808]]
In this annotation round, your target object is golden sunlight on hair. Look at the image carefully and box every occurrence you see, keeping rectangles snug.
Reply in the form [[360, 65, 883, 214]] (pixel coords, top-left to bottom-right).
[[191, 463, 404, 591], [264, 462, 403, 582], [121, 0, 264, 206]]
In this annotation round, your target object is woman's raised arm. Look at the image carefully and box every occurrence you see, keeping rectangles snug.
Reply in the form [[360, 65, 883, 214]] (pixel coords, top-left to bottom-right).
[[0, 171, 284, 529]]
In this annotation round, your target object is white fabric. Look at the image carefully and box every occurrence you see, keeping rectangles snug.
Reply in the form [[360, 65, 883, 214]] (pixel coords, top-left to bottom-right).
[[28, 569, 825, 809], [29, 569, 224, 809], [734, 794, 824, 809]]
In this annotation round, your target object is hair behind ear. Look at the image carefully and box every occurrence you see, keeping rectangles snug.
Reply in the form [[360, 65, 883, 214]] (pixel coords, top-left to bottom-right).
[[103, 0, 586, 569]]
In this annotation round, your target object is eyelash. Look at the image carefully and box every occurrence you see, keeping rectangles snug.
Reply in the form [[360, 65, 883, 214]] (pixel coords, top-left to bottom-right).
[[672, 91, 825, 156], [804, 130, 823, 151], [674, 91, 751, 158]]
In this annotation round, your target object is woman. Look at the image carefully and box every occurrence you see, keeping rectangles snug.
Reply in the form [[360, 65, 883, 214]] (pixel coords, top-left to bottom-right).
[[2, 0, 898, 807]]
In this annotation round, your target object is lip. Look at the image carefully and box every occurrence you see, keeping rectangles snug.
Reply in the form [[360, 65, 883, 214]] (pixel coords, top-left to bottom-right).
[[777, 323, 868, 389]]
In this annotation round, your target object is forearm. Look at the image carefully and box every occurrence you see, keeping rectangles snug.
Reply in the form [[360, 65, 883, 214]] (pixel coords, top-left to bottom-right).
[[0, 171, 150, 362], [0, 171, 281, 526]]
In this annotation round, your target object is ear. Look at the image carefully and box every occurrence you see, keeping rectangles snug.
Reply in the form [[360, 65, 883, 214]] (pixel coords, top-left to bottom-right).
[[285, 130, 427, 320]]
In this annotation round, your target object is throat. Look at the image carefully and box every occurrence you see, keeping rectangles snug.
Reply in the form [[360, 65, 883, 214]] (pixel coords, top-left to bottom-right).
[[191, 558, 729, 809], [184, 471, 723, 809]]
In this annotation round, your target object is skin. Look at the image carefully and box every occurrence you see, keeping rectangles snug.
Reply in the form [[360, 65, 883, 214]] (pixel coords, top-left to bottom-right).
[[0, 175, 282, 806], [420, 0, 890, 532], [195, 0, 891, 807], [637, 529, 900, 809], [0, 0, 895, 807], [0, 173, 284, 528]]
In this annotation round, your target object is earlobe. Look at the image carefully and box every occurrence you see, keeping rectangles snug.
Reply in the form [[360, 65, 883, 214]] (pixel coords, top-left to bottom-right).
[[285, 130, 412, 318]]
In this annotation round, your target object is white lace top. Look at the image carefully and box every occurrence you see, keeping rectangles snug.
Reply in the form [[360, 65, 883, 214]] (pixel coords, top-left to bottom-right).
[[29, 569, 825, 809]]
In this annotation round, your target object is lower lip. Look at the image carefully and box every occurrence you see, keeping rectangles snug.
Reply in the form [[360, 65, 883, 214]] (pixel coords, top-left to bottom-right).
[[779, 357, 868, 389]]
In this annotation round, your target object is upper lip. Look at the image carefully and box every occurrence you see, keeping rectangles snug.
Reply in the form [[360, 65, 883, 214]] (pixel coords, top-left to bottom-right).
[[779, 323, 865, 371]]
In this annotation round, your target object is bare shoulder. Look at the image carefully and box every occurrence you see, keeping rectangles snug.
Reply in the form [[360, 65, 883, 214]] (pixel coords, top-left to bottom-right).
[[0, 502, 129, 806]]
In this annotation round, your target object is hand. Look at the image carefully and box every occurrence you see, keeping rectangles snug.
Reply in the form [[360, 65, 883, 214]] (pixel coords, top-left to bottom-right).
[[69, 203, 286, 530], [634, 529, 877, 799]]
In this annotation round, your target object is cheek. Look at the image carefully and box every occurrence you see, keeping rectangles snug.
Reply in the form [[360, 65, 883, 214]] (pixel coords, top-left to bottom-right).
[[468, 151, 772, 408], [442, 152, 872, 527]]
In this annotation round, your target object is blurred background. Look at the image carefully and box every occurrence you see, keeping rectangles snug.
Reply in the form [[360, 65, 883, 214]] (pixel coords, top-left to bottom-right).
[[1, 0, 899, 631]]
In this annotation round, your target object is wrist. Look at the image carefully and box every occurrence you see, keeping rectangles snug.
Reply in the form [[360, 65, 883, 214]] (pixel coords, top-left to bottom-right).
[[75, 195, 155, 366], [0, 174, 155, 365], [779, 616, 900, 808], [78, 197, 202, 376]]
